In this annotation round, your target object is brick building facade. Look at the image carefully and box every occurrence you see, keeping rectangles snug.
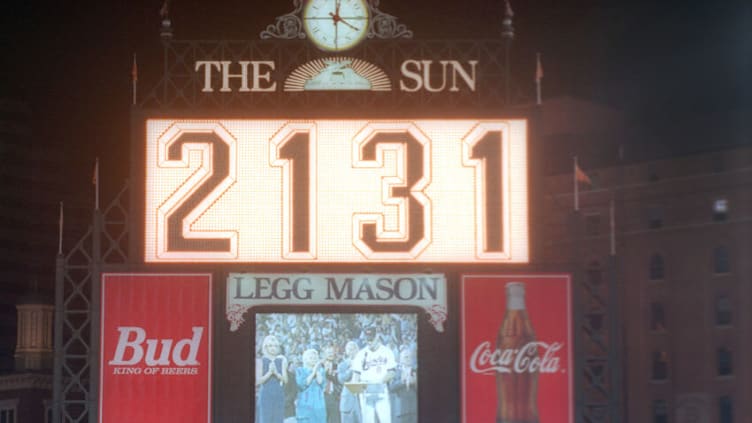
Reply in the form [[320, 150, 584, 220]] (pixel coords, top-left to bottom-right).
[[545, 146, 751, 423]]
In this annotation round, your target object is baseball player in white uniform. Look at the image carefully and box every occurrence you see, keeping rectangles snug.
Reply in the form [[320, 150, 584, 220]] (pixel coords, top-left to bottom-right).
[[352, 327, 396, 423]]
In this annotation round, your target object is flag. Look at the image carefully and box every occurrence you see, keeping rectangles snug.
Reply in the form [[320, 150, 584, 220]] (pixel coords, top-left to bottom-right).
[[504, 0, 514, 17], [575, 162, 592, 186], [131, 54, 138, 83], [92, 158, 99, 185], [535, 53, 543, 105], [573, 156, 591, 211], [160, 0, 170, 18]]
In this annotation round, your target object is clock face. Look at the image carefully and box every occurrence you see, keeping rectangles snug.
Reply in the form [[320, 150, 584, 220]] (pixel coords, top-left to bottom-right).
[[303, 0, 369, 52]]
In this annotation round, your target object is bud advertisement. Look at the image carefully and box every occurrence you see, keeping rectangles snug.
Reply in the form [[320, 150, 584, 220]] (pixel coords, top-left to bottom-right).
[[100, 274, 212, 423], [461, 274, 572, 423]]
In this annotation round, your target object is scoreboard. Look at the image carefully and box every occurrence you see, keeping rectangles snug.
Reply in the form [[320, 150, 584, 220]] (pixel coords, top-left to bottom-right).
[[144, 119, 528, 263]]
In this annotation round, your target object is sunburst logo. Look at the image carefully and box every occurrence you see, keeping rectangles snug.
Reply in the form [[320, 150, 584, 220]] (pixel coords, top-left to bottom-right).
[[284, 57, 392, 92]]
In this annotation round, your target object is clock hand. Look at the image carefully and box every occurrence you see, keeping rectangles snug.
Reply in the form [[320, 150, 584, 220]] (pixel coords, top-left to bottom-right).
[[329, 11, 358, 30], [334, 19, 339, 49], [329, 12, 359, 30], [337, 17, 359, 31]]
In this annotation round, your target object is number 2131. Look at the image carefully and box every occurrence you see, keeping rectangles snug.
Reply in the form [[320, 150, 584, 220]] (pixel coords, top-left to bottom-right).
[[145, 120, 528, 263]]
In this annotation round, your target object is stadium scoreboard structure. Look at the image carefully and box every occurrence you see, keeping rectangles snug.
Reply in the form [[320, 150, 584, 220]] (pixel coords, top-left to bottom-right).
[[82, 2, 576, 423]]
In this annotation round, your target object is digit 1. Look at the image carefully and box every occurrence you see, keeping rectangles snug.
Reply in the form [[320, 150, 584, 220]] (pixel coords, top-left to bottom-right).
[[270, 123, 316, 259], [463, 123, 512, 258], [469, 130, 503, 252]]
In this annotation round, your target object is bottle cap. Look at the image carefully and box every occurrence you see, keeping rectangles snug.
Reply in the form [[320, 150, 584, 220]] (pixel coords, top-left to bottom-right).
[[506, 282, 526, 310]]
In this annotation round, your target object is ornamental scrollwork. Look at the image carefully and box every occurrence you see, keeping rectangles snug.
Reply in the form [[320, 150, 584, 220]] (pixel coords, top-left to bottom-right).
[[259, 0, 306, 39], [367, 0, 413, 40]]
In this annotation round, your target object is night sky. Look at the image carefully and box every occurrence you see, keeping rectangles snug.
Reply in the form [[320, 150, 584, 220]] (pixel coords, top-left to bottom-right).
[[0, 0, 749, 210]]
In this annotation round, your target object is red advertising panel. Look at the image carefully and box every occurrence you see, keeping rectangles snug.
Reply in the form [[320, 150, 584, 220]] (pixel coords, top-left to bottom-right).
[[461, 274, 572, 423], [100, 274, 212, 423]]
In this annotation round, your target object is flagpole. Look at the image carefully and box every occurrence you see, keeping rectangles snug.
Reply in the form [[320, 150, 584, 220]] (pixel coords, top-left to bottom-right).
[[535, 52, 543, 106], [58, 201, 63, 255], [132, 53, 138, 106], [94, 158, 100, 211], [574, 156, 579, 211], [607, 194, 621, 423], [610, 199, 616, 255]]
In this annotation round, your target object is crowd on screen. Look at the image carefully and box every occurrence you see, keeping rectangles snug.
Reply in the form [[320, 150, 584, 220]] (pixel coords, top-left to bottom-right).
[[255, 313, 418, 423]]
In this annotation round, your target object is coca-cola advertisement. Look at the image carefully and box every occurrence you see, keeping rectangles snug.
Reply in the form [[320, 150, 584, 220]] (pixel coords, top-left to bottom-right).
[[100, 273, 212, 423], [461, 274, 572, 423]]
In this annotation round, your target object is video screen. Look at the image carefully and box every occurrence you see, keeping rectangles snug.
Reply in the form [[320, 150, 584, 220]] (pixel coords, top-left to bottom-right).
[[255, 313, 418, 423]]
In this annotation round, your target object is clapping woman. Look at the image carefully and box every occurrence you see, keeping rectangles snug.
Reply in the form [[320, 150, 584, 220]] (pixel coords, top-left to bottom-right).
[[295, 348, 327, 423], [256, 335, 288, 423]]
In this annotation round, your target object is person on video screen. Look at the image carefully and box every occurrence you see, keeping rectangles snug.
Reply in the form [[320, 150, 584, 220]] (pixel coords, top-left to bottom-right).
[[352, 327, 396, 423], [256, 335, 288, 423], [296, 348, 327, 423], [322, 345, 341, 423], [388, 349, 417, 423], [337, 341, 362, 423]]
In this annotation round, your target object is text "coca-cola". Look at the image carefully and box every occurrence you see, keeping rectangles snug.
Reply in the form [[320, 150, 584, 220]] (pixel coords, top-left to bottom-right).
[[469, 341, 563, 374]]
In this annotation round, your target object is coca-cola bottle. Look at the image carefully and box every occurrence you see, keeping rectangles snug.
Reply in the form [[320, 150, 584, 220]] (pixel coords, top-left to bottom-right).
[[496, 282, 539, 423]]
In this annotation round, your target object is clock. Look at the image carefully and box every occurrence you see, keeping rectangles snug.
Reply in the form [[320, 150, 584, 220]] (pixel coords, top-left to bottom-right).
[[303, 0, 370, 52]]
